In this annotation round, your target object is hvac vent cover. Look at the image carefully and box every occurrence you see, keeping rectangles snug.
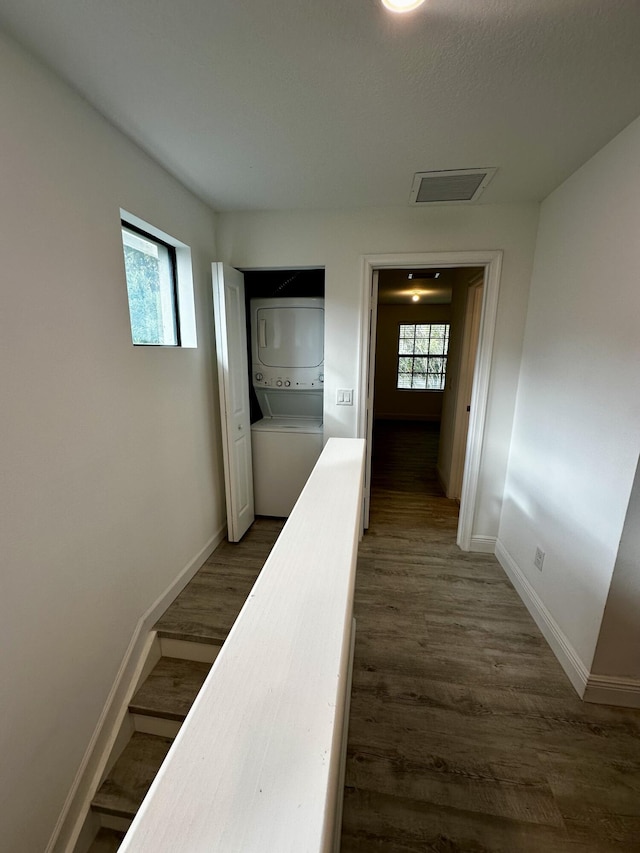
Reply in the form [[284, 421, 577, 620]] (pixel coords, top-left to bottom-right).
[[409, 168, 497, 204]]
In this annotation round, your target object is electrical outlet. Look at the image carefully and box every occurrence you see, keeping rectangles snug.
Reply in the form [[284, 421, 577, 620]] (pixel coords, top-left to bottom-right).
[[534, 547, 545, 571]]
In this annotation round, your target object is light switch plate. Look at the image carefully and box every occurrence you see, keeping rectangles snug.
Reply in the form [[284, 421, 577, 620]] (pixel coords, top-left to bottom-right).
[[337, 389, 353, 406]]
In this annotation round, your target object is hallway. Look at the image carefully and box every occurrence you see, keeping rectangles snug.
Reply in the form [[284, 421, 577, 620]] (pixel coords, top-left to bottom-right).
[[340, 420, 640, 852]]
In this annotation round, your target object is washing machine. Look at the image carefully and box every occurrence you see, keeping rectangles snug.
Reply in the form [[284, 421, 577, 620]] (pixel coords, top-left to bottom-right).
[[250, 297, 324, 517], [251, 416, 324, 516]]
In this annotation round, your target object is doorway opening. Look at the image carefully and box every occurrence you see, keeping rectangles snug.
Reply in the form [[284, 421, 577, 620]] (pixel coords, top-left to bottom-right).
[[370, 266, 482, 522], [212, 263, 327, 541], [358, 251, 502, 551]]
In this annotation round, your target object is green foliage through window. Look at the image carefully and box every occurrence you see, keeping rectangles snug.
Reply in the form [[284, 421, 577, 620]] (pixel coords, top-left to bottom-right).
[[122, 224, 179, 346], [397, 323, 450, 390]]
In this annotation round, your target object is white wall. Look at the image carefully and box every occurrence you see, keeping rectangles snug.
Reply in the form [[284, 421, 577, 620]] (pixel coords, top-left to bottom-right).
[[0, 32, 223, 852], [218, 204, 539, 539], [498, 115, 640, 676]]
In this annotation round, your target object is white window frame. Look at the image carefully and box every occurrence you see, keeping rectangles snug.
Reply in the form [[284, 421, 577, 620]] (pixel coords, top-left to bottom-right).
[[396, 322, 450, 391]]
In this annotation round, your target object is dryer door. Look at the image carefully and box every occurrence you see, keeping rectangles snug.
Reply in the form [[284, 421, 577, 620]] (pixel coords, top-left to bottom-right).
[[255, 305, 324, 368]]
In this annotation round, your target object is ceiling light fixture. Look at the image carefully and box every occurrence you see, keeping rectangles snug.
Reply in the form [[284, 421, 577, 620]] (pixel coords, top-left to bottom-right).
[[381, 0, 427, 12], [412, 292, 420, 302]]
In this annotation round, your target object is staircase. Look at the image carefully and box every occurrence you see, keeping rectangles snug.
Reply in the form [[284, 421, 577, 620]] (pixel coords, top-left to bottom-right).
[[87, 653, 215, 850], [84, 519, 283, 852]]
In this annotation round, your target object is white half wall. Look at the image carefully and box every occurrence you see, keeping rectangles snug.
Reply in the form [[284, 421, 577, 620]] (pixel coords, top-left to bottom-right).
[[498, 114, 640, 678], [0, 31, 223, 852], [217, 204, 539, 540]]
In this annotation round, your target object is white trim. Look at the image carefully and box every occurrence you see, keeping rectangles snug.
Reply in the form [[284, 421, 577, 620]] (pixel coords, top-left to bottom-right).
[[358, 250, 503, 551], [46, 525, 225, 853], [456, 255, 501, 550], [362, 271, 379, 529], [495, 539, 590, 698], [469, 535, 496, 554], [584, 675, 640, 709]]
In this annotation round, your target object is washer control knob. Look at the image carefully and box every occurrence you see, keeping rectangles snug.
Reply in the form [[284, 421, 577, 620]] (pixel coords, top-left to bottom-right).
[[276, 379, 283, 387], [255, 372, 263, 381], [284, 380, 291, 387], [319, 374, 324, 382]]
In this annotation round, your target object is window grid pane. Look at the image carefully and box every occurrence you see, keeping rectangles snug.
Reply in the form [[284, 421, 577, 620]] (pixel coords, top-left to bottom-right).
[[396, 323, 449, 390]]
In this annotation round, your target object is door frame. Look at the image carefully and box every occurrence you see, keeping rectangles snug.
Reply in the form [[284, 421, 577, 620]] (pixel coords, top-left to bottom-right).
[[357, 250, 503, 551]]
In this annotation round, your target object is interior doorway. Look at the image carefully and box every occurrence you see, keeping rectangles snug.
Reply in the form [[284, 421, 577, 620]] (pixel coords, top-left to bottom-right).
[[369, 265, 483, 514], [358, 251, 503, 551]]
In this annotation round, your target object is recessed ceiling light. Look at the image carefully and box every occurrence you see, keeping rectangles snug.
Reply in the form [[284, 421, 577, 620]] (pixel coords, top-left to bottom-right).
[[382, 0, 427, 12]]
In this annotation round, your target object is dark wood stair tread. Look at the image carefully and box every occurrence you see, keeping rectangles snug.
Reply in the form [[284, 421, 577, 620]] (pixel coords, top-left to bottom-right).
[[87, 828, 125, 852], [91, 732, 173, 818], [154, 569, 260, 644], [129, 657, 211, 721]]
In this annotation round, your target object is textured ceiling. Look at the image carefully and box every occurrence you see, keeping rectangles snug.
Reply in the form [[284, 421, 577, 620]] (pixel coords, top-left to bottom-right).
[[1, 0, 640, 211]]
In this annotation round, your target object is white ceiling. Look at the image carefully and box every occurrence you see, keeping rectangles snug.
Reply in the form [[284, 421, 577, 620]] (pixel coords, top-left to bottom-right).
[[2, 0, 640, 212]]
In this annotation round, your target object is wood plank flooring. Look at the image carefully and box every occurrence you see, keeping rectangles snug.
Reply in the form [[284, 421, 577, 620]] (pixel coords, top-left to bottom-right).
[[340, 420, 640, 853], [91, 733, 173, 819], [154, 518, 284, 644]]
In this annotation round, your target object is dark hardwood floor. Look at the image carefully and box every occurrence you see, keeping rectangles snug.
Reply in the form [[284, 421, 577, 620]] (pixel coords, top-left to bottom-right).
[[340, 419, 640, 853]]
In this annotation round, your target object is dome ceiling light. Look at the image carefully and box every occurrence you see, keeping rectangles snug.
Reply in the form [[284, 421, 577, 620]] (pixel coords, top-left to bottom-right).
[[381, 0, 427, 12]]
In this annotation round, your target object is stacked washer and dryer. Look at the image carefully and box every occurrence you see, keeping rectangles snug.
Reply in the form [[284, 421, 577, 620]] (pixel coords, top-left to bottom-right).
[[250, 297, 324, 517]]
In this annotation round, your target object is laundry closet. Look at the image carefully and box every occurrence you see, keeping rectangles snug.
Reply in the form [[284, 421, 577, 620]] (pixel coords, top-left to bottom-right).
[[213, 265, 326, 535], [243, 269, 325, 517]]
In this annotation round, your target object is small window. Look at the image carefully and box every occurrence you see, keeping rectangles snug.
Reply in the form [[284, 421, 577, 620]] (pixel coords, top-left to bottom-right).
[[121, 223, 180, 346], [397, 323, 450, 390]]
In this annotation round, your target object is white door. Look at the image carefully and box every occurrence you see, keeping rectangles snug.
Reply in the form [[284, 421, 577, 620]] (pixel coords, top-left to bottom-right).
[[362, 270, 379, 528], [212, 263, 254, 542], [449, 278, 484, 500]]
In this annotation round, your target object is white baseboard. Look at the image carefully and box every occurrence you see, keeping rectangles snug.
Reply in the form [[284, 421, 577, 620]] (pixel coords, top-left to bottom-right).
[[494, 539, 590, 698], [584, 674, 640, 708], [46, 525, 226, 853], [469, 535, 496, 554]]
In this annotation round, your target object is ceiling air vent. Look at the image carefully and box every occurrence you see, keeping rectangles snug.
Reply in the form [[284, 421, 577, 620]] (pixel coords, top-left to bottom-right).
[[409, 168, 497, 204]]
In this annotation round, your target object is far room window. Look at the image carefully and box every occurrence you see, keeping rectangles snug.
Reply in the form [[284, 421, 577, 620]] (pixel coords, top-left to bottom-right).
[[121, 222, 180, 346], [397, 323, 450, 390]]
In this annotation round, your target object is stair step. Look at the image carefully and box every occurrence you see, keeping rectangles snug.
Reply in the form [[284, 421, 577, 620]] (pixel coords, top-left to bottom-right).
[[87, 828, 125, 852], [159, 636, 221, 663], [129, 657, 211, 721], [91, 732, 172, 819], [154, 564, 263, 644]]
